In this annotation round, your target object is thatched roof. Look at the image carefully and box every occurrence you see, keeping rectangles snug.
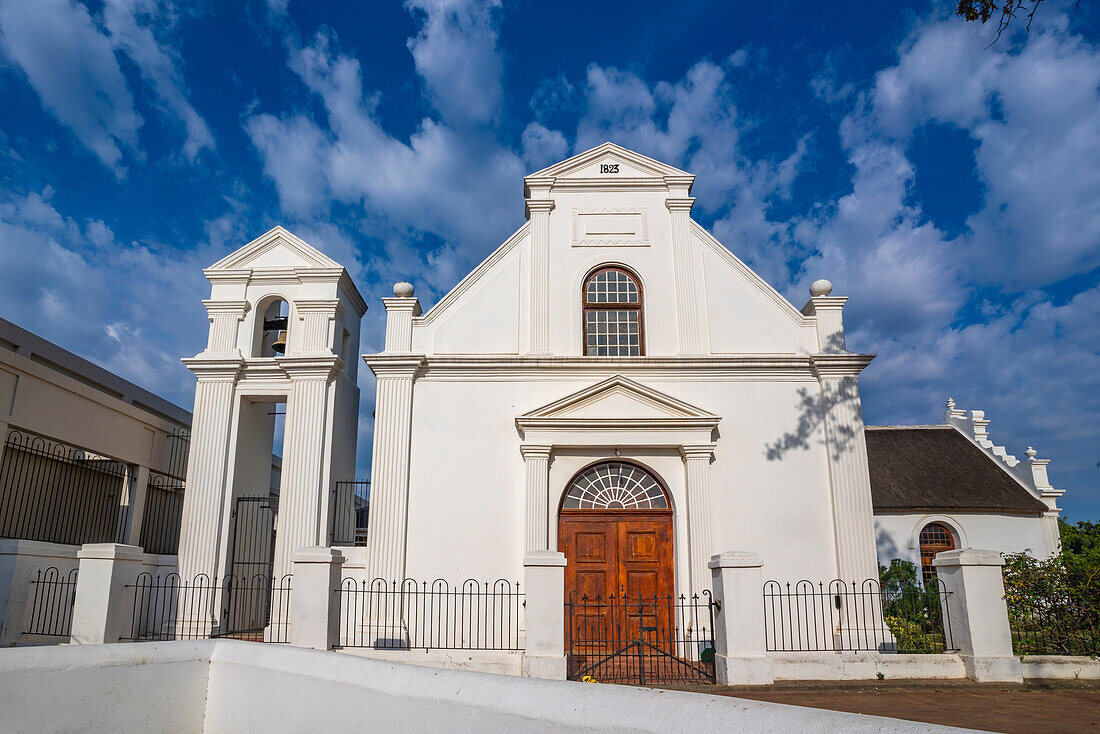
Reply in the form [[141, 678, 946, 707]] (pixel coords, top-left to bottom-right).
[[865, 425, 1047, 514]]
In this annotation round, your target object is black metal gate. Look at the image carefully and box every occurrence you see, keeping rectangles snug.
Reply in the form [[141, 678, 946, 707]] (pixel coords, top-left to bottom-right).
[[222, 495, 278, 636], [565, 592, 717, 685]]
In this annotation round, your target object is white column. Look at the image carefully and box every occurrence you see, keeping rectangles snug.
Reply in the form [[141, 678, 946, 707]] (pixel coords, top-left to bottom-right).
[[709, 552, 773, 685], [272, 358, 337, 581], [125, 465, 151, 547], [290, 546, 344, 650], [666, 196, 701, 354], [681, 444, 715, 596], [521, 550, 567, 679], [202, 300, 249, 354], [526, 198, 554, 355], [364, 357, 423, 583], [70, 543, 145, 644], [383, 284, 422, 353], [933, 549, 1023, 682], [176, 359, 243, 583], [294, 299, 343, 354], [801, 290, 848, 353], [522, 444, 552, 552]]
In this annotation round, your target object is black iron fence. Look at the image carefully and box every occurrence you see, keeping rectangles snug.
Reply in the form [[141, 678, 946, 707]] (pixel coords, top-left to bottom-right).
[[24, 566, 78, 638], [0, 429, 132, 546], [123, 572, 292, 643], [138, 473, 185, 555], [1008, 597, 1100, 656], [331, 480, 369, 546], [337, 578, 523, 650], [763, 579, 954, 653], [565, 592, 716, 684]]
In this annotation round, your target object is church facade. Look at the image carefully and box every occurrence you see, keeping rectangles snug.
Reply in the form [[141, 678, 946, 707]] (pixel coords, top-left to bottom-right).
[[360, 142, 1065, 606]]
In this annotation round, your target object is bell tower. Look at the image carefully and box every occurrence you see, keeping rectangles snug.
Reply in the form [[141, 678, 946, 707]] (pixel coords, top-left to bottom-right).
[[177, 227, 365, 628]]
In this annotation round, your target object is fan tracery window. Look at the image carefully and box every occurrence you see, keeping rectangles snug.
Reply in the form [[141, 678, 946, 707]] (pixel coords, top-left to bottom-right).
[[918, 522, 956, 583], [563, 462, 668, 510], [583, 267, 644, 356]]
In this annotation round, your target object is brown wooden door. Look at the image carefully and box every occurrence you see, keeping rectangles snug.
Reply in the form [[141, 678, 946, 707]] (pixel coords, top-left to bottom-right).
[[559, 511, 674, 646]]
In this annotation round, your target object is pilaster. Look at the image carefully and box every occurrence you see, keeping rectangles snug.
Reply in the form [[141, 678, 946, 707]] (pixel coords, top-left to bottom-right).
[[272, 356, 341, 580], [294, 299, 344, 354], [364, 355, 425, 583], [526, 198, 555, 355], [201, 300, 249, 355], [666, 197, 701, 354], [176, 358, 243, 582], [521, 444, 553, 552], [801, 291, 848, 353], [680, 443, 715, 596], [383, 285, 423, 353], [812, 354, 879, 583]]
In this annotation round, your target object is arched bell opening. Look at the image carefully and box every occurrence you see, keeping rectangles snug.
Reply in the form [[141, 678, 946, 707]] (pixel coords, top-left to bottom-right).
[[256, 298, 290, 357]]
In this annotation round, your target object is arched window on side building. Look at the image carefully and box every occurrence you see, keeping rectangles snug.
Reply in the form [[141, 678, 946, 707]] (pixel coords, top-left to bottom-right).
[[918, 522, 956, 583]]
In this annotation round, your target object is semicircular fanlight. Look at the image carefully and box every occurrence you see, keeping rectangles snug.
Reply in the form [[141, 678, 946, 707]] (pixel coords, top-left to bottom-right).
[[563, 462, 668, 510]]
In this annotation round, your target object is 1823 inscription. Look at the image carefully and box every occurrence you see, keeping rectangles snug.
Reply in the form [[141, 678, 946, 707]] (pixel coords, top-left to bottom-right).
[[600, 163, 619, 174]]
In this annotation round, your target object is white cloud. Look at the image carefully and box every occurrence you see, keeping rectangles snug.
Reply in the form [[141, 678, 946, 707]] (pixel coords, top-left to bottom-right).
[[0, 0, 142, 175], [404, 0, 503, 126], [101, 0, 214, 160], [0, 0, 213, 173]]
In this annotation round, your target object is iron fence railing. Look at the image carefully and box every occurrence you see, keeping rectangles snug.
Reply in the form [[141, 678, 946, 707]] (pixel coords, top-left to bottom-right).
[[138, 473, 184, 555], [337, 578, 523, 650], [1008, 597, 1100, 656], [0, 429, 132, 546], [331, 481, 369, 546], [122, 572, 292, 643], [565, 592, 716, 684], [763, 578, 955, 653], [24, 566, 78, 638]]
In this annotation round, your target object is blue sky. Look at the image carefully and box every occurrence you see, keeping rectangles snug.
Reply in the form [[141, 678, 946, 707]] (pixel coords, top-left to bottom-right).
[[0, 0, 1098, 519]]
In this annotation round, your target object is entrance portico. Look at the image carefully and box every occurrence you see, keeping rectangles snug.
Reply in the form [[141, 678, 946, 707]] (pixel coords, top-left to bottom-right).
[[516, 375, 721, 601]]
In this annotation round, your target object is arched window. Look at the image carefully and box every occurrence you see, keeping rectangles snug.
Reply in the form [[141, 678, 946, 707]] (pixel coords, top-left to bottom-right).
[[563, 462, 667, 510], [918, 522, 956, 583], [258, 299, 290, 357], [583, 266, 644, 356]]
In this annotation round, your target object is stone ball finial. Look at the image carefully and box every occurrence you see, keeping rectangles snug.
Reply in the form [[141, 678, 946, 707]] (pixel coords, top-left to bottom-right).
[[1026, 446, 1037, 460], [393, 281, 415, 298], [809, 279, 833, 297]]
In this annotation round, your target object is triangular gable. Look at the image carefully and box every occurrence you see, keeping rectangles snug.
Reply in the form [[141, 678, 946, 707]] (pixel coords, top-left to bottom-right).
[[526, 142, 692, 183], [208, 226, 343, 271], [517, 375, 720, 428]]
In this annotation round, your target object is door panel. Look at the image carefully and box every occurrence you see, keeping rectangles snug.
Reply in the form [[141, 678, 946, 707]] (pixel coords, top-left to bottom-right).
[[560, 511, 673, 647]]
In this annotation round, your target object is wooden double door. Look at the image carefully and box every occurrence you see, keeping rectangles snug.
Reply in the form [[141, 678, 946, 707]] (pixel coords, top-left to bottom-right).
[[559, 510, 674, 644]]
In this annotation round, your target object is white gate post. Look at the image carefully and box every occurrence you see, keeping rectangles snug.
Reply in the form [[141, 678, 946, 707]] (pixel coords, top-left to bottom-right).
[[289, 546, 344, 650], [521, 550, 567, 679], [709, 551, 773, 685], [934, 549, 1023, 682], [70, 543, 145, 644]]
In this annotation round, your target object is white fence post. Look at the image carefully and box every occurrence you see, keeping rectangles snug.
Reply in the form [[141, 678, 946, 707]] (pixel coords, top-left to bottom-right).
[[521, 550, 567, 680], [934, 549, 1023, 683], [70, 543, 144, 644], [709, 551, 773, 685], [289, 546, 344, 650]]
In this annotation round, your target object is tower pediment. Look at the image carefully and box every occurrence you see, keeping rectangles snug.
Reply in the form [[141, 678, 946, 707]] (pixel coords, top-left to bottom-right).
[[524, 142, 694, 195], [207, 226, 342, 272], [517, 375, 720, 430]]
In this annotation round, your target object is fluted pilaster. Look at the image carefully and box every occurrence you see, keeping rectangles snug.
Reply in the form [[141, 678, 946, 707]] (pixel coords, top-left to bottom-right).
[[364, 357, 423, 583], [681, 444, 715, 596], [527, 199, 554, 354], [202, 300, 248, 354], [382, 297, 422, 353], [272, 362, 335, 580], [666, 198, 701, 354], [815, 366, 879, 582], [522, 444, 552, 552], [177, 364, 242, 580]]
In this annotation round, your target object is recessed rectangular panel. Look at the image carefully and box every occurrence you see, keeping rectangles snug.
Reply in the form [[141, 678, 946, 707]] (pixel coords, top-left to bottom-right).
[[625, 531, 657, 561], [571, 208, 649, 246], [576, 532, 607, 561], [575, 571, 609, 600], [624, 571, 659, 600]]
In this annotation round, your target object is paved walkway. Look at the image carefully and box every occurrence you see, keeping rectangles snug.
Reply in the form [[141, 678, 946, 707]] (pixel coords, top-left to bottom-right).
[[655, 679, 1100, 733]]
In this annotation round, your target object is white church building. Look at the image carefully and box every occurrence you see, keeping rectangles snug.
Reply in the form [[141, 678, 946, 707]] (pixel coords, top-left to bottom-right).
[[164, 142, 1064, 663]]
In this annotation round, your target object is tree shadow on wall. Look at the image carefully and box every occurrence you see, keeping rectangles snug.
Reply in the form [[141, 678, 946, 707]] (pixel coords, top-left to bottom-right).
[[763, 378, 862, 463]]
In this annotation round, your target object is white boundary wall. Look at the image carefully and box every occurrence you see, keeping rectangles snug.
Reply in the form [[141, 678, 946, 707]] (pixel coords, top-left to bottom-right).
[[0, 639, 973, 733]]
